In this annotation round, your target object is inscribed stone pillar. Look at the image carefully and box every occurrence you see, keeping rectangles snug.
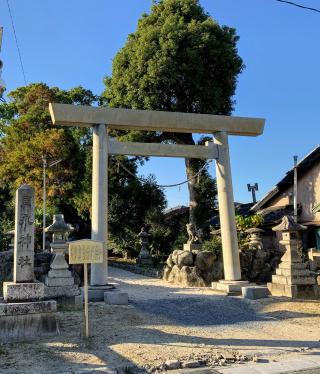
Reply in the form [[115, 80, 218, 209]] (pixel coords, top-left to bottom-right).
[[13, 184, 35, 283], [90, 124, 108, 286], [214, 131, 241, 281]]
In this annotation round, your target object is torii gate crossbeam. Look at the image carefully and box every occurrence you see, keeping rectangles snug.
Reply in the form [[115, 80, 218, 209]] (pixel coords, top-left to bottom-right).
[[49, 103, 265, 298]]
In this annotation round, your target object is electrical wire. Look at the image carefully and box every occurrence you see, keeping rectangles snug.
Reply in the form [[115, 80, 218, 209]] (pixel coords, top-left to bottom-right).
[[116, 159, 213, 188], [6, 0, 27, 84], [275, 0, 320, 13]]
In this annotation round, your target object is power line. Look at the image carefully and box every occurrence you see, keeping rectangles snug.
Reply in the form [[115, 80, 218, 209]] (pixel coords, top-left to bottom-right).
[[6, 0, 27, 84], [276, 0, 320, 13], [117, 159, 213, 188]]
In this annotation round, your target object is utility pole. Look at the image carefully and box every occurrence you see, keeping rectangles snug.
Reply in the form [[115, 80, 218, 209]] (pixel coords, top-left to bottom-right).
[[247, 183, 259, 203], [42, 157, 62, 251], [0, 27, 6, 101], [0, 27, 3, 51], [42, 156, 47, 251], [293, 155, 298, 223]]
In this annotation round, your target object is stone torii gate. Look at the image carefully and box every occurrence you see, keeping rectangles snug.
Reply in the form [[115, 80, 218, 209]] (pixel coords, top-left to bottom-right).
[[49, 103, 265, 296]]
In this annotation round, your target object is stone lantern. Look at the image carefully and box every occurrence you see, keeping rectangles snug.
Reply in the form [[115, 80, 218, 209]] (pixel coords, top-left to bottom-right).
[[136, 227, 152, 265], [245, 227, 265, 250], [43, 214, 76, 290], [267, 215, 319, 299]]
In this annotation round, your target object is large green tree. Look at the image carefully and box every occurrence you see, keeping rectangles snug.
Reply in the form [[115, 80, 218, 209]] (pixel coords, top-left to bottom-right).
[[0, 83, 97, 213], [103, 0, 243, 229]]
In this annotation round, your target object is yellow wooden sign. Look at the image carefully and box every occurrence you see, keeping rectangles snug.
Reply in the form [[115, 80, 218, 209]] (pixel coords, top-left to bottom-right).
[[68, 239, 103, 264]]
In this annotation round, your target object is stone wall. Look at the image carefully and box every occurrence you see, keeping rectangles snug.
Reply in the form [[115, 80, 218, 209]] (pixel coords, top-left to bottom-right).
[[163, 250, 224, 287], [163, 247, 282, 287], [0, 251, 53, 284], [0, 251, 13, 284], [240, 248, 282, 283]]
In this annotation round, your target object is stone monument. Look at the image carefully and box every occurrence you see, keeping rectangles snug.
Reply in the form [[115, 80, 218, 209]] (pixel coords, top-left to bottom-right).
[[268, 215, 320, 299], [1, 185, 57, 343], [43, 214, 79, 300], [136, 226, 152, 265]]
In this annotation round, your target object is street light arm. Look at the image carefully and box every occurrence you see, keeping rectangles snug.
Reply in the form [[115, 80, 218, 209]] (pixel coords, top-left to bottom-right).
[[48, 159, 62, 168]]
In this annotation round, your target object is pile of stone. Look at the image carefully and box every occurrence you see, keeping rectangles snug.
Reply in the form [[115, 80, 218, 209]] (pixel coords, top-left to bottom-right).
[[143, 352, 252, 373], [240, 246, 282, 283], [163, 249, 223, 287]]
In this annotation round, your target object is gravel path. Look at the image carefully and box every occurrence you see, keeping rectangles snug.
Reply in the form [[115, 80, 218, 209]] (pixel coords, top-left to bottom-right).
[[1, 266, 320, 374], [109, 267, 264, 326], [108, 266, 320, 352]]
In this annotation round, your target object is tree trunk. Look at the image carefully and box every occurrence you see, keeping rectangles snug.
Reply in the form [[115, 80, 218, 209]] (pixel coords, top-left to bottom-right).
[[168, 132, 200, 228], [185, 157, 199, 227]]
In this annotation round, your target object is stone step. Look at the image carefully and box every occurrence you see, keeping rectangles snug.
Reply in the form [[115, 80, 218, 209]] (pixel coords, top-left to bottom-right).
[[276, 268, 311, 277], [242, 286, 270, 300], [104, 291, 128, 305]]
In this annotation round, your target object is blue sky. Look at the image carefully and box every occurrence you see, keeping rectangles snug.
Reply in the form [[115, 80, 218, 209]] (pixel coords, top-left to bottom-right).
[[0, 0, 319, 208]]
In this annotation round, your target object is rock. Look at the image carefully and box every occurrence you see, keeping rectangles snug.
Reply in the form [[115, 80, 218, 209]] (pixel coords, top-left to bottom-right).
[[171, 250, 180, 265], [166, 254, 174, 268], [255, 248, 268, 260], [167, 265, 206, 287], [164, 360, 180, 370], [176, 251, 193, 269], [221, 353, 235, 362], [162, 266, 172, 281], [181, 360, 201, 368], [179, 266, 206, 287], [195, 251, 215, 272], [167, 265, 180, 283]]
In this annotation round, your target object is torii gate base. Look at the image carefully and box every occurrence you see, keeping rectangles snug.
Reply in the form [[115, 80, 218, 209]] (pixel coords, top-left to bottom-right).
[[49, 103, 265, 300]]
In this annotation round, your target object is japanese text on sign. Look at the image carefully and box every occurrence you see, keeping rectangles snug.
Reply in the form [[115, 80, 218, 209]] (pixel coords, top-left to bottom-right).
[[69, 240, 103, 264]]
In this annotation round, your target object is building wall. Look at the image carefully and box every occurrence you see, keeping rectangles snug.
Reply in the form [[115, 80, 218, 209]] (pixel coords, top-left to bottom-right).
[[264, 162, 320, 223]]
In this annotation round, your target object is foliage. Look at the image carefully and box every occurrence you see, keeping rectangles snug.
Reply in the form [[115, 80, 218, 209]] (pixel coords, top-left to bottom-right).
[[144, 208, 171, 259], [0, 83, 167, 255], [103, 0, 243, 227], [108, 159, 167, 257], [201, 234, 222, 256], [235, 214, 264, 247], [0, 186, 14, 251], [0, 83, 98, 212]]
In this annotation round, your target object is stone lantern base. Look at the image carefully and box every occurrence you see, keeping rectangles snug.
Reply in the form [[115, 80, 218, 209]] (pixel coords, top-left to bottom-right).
[[268, 247, 320, 299], [136, 249, 152, 265], [42, 243, 80, 300]]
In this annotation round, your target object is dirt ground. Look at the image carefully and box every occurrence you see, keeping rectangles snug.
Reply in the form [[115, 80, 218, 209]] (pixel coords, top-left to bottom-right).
[[0, 267, 320, 374]]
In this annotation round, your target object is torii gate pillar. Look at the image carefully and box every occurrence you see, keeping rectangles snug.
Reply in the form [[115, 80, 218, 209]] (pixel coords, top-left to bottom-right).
[[91, 124, 108, 286], [214, 131, 241, 281]]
